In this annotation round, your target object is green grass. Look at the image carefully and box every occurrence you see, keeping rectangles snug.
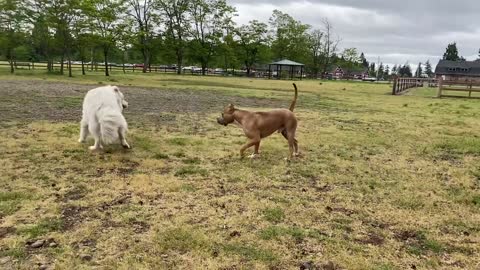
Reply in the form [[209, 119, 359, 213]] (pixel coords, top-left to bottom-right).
[[262, 207, 285, 223], [174, 165, 208, 177], [0, 192, 32, 216], [154, 227, 212, 253], [17, 218, 63, 238], [222, 243, 278, 263], [1, 68, 480, 269]]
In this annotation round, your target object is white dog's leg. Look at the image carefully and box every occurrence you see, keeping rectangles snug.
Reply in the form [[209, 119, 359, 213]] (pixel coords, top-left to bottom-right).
[[78, 118, 88, 143], [118, 127, 130, 149], [88, 121, 103, 151]]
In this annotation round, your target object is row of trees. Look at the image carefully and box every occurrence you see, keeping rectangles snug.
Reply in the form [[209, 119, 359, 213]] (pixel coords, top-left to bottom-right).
[[1, 0, 375, 78]]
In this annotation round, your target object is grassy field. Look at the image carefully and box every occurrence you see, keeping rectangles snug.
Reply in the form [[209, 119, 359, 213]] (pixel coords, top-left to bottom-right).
[[0, 69, 479, 269]]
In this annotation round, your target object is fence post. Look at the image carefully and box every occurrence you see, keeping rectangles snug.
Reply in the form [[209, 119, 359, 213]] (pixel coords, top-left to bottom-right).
[[437, 77, 443, 98], [392, 77, 398, 95]]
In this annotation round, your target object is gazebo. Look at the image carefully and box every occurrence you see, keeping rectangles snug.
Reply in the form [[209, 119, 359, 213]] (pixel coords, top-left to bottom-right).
[[268, 59, 305, 80]]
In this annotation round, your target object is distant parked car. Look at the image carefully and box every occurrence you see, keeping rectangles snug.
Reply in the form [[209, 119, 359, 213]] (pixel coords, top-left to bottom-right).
[[214, 68, 225, 74], [183, 66, 202, 73], [362, 77, 377, 82], [134, 63, 144, 68]]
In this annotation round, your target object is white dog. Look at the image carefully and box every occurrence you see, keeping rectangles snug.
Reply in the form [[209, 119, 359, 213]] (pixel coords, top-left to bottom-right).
[[78, 85, 130, 151]]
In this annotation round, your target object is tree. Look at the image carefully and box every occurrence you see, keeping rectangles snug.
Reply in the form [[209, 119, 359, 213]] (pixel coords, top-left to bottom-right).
[[414, 62, 422, 78], [319, 18, 339, 76], [235, 20, 269, 76], [377, 62, 384, 79], [308, 29, 323, 78], [83, 0, 126, 76], [56, 0, 83, 77], [443, 42, 460, 61], [391, 65, 398, 76], [424, 60, 433, 78], [341, 48, 359, 67], [124, 0, 157, 73], [384, 65, 390, 78], [218, 30, 239, 72], [398, 63, 412, 77], [189, 0, 236, 75], [369, 62, 375, 77], [342, 48, 361, 70], [359, 52, 368, 69], [0, 0, 26, 73], [158, 0, 190, 74], [269, 10, 311, 64]]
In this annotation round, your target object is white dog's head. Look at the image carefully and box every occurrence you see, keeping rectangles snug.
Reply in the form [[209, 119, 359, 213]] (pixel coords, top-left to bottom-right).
[[112, 86, 128, 110]]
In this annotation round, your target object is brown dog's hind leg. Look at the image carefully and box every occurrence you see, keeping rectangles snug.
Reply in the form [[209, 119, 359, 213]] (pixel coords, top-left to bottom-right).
[[254, 141, 260, 154], [281, 130, 299, 157]]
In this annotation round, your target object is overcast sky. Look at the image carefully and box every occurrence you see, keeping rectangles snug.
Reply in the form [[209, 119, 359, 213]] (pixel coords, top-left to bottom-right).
[[228, 0, 479, 68]]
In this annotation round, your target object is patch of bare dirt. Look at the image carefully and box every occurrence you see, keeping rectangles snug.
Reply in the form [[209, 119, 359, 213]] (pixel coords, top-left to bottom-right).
[[325, 206, 355, 216], [61, 205, 88, 231], [355, 232, 385, 246], [0, 226, 16, 239], [0, 80, 285, 123], [131, 220, 150, 234], [98, 193, 132, 211]]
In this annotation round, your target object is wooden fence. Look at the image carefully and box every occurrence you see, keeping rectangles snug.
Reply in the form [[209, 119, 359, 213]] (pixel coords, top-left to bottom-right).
[[437, 77, 480, 98], [392, 77, 437, 95], [0, 61, 238, 76]]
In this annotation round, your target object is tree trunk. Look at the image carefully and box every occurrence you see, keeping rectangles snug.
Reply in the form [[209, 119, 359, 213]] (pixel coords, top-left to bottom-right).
[[91, 47, 94, 71], [176, 48, 183, 75], [60, 53, 65, 75], [81, 57, 85, 75], [67, 50, 72, 77], [202, 63, 207, 76], [104, 47, 109, 77], [48, 59, 53, 72], [9, 60, 14, 74], [122, 50, 126, 74], [142, 49, 148, 73]]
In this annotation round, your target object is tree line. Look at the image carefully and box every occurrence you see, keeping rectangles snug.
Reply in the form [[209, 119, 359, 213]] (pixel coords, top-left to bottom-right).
[[0, 0, 377, 78]]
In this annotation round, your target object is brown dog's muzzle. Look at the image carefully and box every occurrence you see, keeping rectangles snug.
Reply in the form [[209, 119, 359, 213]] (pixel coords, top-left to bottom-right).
[[217, 117, 227, 126]]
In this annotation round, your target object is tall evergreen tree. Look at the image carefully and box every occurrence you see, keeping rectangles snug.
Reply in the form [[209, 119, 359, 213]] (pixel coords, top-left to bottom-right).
[[415, 62, 422, 77], [377, 62, 384, 79], [443, 42, 460, 61], [391, 65, 398, 76], [359, 52, 369, 69], [424, 60, 433, 78], [369, 62, 376, 77]]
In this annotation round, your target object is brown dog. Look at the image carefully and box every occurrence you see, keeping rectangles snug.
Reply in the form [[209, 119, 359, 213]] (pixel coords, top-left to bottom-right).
[[217, 83, 299, 159]]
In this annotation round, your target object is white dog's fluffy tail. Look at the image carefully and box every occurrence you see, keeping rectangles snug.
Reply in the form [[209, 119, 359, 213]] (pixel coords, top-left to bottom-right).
[[99, 113, 127, 145]]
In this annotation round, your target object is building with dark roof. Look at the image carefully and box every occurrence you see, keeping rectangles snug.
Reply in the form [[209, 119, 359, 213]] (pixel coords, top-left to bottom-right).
[[435, 60, 480, 80]]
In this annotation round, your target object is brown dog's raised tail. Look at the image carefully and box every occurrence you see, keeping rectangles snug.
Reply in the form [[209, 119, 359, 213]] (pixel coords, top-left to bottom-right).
[[289, 83, 298, 112]]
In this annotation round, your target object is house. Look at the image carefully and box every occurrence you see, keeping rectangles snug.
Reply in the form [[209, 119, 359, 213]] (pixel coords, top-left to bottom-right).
[[435, 60, 480, 81], [332, 67, 345, 79], [349, 70, 369, 80]]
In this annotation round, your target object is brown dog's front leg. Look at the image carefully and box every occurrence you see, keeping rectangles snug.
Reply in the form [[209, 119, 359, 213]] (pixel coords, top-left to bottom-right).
[[240, 140, 259, 158]]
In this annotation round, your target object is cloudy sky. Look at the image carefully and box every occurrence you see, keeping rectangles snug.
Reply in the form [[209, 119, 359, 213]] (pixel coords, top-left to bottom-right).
[[228, 0, 479, 68]]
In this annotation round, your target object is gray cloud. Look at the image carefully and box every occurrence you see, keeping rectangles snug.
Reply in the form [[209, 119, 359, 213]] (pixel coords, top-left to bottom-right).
[[228, 0, 480, 67]]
